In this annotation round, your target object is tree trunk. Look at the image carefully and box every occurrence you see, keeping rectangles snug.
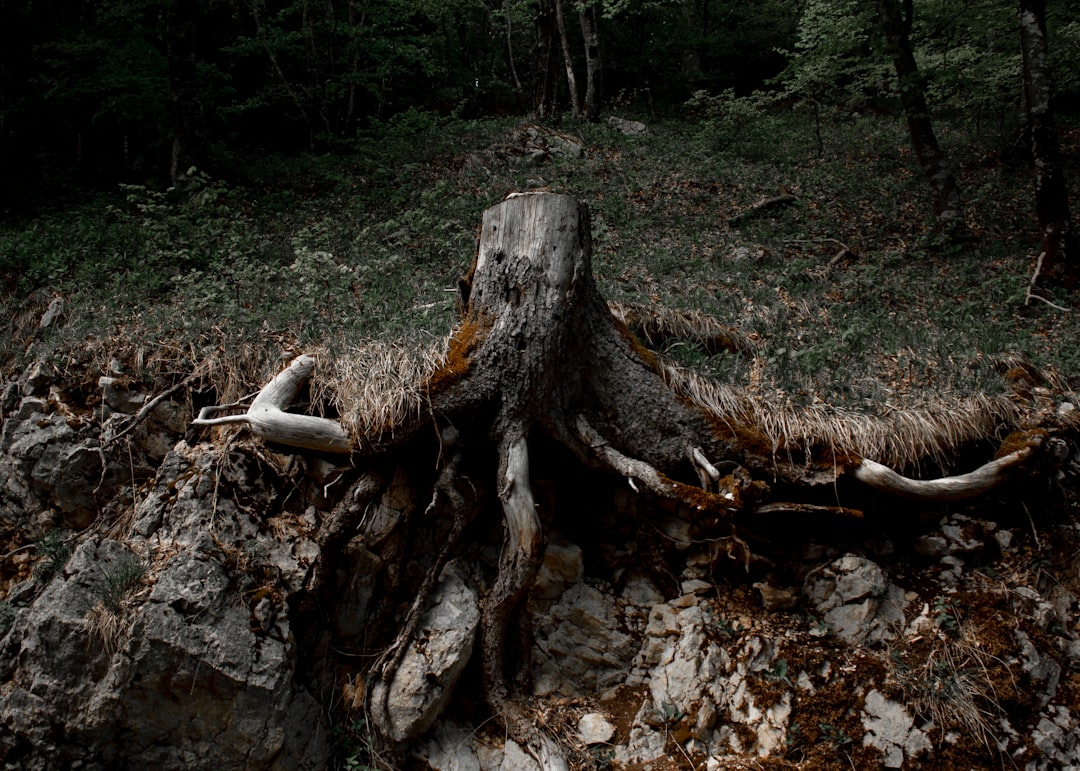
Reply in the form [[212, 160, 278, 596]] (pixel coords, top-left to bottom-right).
[[578, 1, 602, 121], [499, 0, 529, 114], [877, 0, 966, 239], [533, 0, 558, 118], [553, 0, 580, 117], [1020, 0, 1079, 286], [165, 0, 207, 188]]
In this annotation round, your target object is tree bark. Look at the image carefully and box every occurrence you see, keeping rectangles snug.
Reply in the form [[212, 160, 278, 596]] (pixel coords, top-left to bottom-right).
[[578, 1, 602, 121], [877, 0, 966, 239], [1020, 0, 1078, 286]]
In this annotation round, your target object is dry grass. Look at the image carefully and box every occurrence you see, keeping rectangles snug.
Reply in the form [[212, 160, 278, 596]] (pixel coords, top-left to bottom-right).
[[609, 300, 757, 354], [300, 305, 1068, 473], [312, 333, 449, 445], [84, 602, 131, 655], [662, 360, 1024, 470], [896, 623, 1006, 753]]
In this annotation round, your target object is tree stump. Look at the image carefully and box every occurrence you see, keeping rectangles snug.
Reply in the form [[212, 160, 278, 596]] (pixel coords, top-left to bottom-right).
[[194, 192, 1063, 766]]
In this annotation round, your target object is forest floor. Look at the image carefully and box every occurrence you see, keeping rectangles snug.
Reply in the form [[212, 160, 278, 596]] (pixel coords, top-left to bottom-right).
[[2, 109, 1078, 413]]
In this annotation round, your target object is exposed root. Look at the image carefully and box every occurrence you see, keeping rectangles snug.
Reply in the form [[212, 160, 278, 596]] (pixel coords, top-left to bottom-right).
[[691, 445, 721, 490], [193, 355, 351, 453], [575, 415, 744, 516], [854, 443, 1038, 501], [480, 429, 568, 769]]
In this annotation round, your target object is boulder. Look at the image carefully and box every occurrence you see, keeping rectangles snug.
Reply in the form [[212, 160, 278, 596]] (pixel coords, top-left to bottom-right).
[[0, 441, 332, 769], [370, 561, 480, 742]]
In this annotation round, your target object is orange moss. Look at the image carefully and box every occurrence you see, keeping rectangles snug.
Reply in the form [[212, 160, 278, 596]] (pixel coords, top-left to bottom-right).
[[422, 313, 491, 397], [994, 427, 1048, 459], [612, 314, 665, 375]]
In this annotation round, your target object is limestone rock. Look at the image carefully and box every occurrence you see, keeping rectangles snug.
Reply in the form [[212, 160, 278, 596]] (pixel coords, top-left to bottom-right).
[[607, 116, 649, 136], [803, 555, 907, 645], [19, 361, 54, 397], [578, 713, 616, 745], [421, 721, 483, 770], [531, 582, 636, 697], [914, 513, 997, 559], [371, 561, 480, 742], [0, 437, 334, 769], [861, 689, 931, 768], [98, 375, 147, 414], [0, 412, 103, 529], [0, 536, 329, 769], [1028, 705, 1080, 770], [533, 541, 584, 599]]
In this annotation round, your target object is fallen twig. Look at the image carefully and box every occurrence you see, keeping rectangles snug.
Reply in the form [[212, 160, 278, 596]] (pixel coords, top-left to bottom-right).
[[104, 365, 210, 447], [729, 189, 797, 226], [1026, 252, 1072, 312]]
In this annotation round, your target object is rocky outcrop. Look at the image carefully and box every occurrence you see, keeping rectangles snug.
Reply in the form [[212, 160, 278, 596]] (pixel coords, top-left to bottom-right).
[[1, 368, 333, 770], [3, 360, 1080, 770]]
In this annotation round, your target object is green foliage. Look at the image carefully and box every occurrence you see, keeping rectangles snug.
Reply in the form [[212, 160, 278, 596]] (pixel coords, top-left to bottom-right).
[[687, 89, 787, 159], [98, 555, 147, 611], [332, 716, 382, 771], [654, 700, 686, 725], [775, 0, 888, 109], [765, 658, 793, 686], [818, 722, 853, 750], [34, 532, 72, 579]]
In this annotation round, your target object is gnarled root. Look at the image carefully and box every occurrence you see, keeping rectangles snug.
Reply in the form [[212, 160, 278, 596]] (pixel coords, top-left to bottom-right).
[[480, 430, 569, 769], [575, 414, 746, 515], [193, 355, 351, 453], [855, 442, 1039, 501]]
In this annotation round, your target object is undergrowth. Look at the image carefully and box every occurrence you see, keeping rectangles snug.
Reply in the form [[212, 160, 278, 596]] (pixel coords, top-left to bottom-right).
[[0, 107, 1076, 415]]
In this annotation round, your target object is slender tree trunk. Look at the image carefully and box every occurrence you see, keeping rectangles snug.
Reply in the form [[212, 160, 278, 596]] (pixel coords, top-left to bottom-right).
[[578, 1, 602, 121], [251, 0, 317, 148], [496, 0, 528, 114], [553, 0, 579, 117], [533, 0, 557, 118], [877, 0, 966, 238], [166, 0, 207, 188], [344, 0, 365, 132], [1020, 0, 1078, 285]]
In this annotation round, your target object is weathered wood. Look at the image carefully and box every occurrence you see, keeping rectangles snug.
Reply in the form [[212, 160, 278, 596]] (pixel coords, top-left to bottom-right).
[[854, 447, 1033, 501], [1020, 0, 1078, 285], [192, 355, 351, 453]]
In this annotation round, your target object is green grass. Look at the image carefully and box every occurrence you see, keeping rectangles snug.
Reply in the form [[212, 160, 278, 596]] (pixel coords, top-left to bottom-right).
[[97, 555, 146, 611], [1, 106, 1076, 414]]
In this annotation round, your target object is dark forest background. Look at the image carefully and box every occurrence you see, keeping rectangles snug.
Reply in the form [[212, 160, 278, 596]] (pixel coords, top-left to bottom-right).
[[2, 0, 1078, 210]]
